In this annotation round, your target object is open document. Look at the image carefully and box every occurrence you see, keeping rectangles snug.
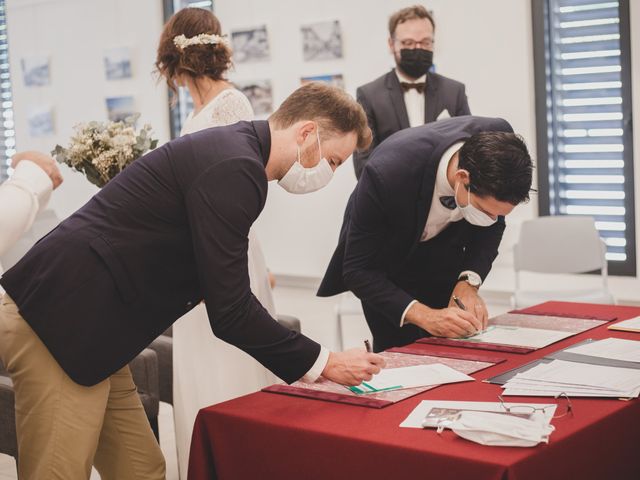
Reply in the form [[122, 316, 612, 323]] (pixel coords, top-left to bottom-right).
[[565, 337, 640, 363], [400, 400, 556, 429], [502, 358, 640, 398], [460, 325, 574, 349], [419, 313, 610, 353], [348, 363, 473, 395], [608, 317, 640, 333]]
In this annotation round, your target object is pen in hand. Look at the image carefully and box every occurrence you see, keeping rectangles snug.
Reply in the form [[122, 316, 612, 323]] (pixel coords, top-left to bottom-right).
[[364, 339, 372, 353], [452, 295, 483, 337], [452, 295, 466, 311]]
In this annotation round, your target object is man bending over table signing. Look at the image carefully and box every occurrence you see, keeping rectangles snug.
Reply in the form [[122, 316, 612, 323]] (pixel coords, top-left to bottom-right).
[[0, 83, 386, 480], [318, 116, 533, 352]]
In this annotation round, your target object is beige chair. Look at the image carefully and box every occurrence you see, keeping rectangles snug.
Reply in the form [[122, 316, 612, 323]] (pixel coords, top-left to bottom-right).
[[0, 374, 17, 466], [512, 215, 614, 308]]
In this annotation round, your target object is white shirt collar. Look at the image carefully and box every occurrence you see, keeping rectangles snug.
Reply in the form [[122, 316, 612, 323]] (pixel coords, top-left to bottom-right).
[[435, 141, 465, 198]]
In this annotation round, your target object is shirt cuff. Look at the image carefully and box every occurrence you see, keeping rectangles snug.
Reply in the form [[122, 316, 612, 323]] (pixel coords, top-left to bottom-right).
[[9, 160, 54, 211], [400, 299, 418, 327], [458, 270, 482, 286], [299, 345, 330, 383]]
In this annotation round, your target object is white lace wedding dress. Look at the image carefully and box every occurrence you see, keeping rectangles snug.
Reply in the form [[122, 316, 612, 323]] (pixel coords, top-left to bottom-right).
[[173, 88, 277, 479]]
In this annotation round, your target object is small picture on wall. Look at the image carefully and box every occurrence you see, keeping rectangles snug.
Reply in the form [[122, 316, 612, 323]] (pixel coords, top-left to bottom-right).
[[231, 25, 270, 63], [27, 106, 55, 137], [236, 79, 273, 116], [21, 56, 50, 87], [301, 20, 343, 61], [301, 74, 345, 90], [104, 47, 132, 80], [105, 96, 136, 122]]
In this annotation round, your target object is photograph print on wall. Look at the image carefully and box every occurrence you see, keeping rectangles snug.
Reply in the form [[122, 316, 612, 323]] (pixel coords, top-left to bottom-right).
[[105, 96, 136, 122], [104, 47, 133, 80], [231, 25, 270, 63], [301, 73, 345, 90], [21, 56, 51, 87], [27, 106, 55, 137], [235, 79, 273, 117], [301, 20, 343, 61]]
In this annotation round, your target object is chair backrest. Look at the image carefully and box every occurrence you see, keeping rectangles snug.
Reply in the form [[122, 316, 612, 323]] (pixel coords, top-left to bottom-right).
[[514, 216, 605, 274], [0, 376, 18, 460]]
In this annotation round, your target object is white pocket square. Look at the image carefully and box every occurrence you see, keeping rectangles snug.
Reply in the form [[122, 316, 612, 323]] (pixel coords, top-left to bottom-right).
[[436, 109, 451, 120]]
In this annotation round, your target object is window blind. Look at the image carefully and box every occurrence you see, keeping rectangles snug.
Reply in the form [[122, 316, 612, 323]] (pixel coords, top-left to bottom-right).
[[0, 0, 15, 182], [535, 0, 635, 274], [166, 0, 213, 139]]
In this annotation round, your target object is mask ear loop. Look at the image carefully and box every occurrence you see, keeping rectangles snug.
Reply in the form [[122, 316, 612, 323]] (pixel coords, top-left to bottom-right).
[[316, 126, 323, 161], [296, 144, 302, 166]]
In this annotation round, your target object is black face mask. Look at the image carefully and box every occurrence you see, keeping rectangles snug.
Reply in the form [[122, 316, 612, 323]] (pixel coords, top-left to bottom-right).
[[397, 48, 433, 79]]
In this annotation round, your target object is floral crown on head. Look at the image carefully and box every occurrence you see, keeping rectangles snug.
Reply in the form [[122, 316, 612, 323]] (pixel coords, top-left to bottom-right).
[[173, 33, 229, 51]]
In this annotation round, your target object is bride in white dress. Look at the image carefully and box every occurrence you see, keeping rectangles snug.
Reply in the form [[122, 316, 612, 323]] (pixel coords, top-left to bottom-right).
[[156, 9, 277, 478]]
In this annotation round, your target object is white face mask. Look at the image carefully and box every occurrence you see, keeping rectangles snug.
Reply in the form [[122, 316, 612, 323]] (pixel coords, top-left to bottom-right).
[[455, 180, 498, 227], [444, 411, 555, 447], [278, 128, 334, 194]]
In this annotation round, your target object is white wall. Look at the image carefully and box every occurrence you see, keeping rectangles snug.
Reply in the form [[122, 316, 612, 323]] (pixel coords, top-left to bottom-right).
[[7, 0, 640, 302], [219, 0, 640, 303], [7, 0, 170, 220], [217, 0, 537, 277]]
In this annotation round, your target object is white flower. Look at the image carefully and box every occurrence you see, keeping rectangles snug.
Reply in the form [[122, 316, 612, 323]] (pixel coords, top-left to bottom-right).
[[173, 33, 229, 51], [51, 116, 158, 188]]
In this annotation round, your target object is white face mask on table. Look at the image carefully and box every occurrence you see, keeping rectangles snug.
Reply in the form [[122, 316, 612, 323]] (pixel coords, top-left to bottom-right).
[[278, 128, 334, 194], [442, 410, 555, 447]]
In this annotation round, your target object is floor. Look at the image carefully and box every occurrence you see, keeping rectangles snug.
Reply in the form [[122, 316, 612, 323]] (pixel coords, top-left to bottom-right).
[[0, 285, 510, 479]]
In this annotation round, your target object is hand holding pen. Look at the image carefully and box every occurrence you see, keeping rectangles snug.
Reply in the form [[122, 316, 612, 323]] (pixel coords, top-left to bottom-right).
[[321, 343, 386, 386], [453, 295, 487, 334]]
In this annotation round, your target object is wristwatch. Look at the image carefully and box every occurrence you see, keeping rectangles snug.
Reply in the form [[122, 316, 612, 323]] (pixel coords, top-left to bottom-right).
[[458, 272, 482, 288]]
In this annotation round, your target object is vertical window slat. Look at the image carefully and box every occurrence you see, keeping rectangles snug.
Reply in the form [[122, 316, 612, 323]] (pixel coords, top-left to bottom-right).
[[165, 0, 214, 140], [533, 0, 635, 276], [0, 0, 14, 182]]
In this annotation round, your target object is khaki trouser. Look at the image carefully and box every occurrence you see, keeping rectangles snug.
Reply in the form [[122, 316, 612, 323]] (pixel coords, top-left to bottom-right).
[[0, 295, 166, 480]]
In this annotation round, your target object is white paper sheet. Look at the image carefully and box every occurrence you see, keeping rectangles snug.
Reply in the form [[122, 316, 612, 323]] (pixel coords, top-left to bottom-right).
[[502, 359, 640, 398], [400, 400, 556, 428], [502, 379, 639, 397], [608, 317, 640, 333], [459, 325, 574, 349], [565, 338, 640, 363], [515, 360, 640, 390], [501, 387, 640, 398], [349, 363, 473, 394]]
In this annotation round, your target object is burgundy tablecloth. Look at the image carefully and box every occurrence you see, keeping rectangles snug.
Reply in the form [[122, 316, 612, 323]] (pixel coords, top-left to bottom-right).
[[188, 302, 640, 480]]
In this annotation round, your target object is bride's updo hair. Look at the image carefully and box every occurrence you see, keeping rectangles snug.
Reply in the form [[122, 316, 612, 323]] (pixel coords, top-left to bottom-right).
[[155, 8, 232, 95]]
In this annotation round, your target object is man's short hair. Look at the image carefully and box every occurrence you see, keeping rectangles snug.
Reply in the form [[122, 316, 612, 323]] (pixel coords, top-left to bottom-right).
[[458, 132, 533, 205], [269, 82, 372, 151], [388, 5, 435, 37]]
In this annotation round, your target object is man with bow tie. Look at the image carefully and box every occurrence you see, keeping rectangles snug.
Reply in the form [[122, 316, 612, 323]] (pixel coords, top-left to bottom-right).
[[353, 5, 471, 179], [318, 116, 533, 352]]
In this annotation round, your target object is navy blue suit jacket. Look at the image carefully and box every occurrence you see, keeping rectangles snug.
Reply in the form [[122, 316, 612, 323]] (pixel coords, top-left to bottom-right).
[[1, 121, 320, 386], [318, 116, 512, 349]]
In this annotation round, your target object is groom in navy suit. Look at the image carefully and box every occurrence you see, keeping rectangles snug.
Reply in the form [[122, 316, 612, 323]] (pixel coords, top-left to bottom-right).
[[319, 116, 533, 352], [0, 83, 386, 479]]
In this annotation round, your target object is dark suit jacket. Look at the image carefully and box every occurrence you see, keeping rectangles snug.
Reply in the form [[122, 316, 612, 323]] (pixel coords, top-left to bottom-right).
[[1, 121, 320, 386], [353, 69, 471, 179], [318, 116, 512, 351]]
